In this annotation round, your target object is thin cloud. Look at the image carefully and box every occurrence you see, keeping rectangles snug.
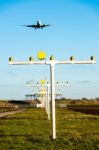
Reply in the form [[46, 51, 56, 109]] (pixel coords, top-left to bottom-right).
[[76, 80, 92, 83]]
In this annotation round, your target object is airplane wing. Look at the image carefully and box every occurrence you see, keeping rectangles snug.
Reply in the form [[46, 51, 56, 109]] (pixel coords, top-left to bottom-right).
[[27, 25, 37, 28], [22, 25, 37, 28], [40, 24, 50, 27]]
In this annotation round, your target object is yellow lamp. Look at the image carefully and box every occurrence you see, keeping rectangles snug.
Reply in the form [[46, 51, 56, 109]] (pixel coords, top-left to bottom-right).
[[37, 51, 46, 60], [40, 79, 46, 84]]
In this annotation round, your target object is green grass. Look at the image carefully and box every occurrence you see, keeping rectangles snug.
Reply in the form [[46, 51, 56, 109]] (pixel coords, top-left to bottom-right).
[[0, 108, 99, 150]]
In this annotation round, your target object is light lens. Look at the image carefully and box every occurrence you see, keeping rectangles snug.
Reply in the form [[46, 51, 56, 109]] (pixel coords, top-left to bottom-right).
[[29, 57, 34, 61], [9, 57, 14, 62], [90, 56, 95, 61], [50, 55, 55, 60], [70, 56, 74, 61]]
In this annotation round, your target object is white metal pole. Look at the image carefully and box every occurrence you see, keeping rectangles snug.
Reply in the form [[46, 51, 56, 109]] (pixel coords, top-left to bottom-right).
[[47, 85, 50, 120], [45, 87, 48, 115], [50, 64, 56, 139], [45, 88, 48, 114]]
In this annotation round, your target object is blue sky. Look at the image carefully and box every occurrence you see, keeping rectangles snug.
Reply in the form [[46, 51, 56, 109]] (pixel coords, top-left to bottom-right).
[[0, 0, 99, 99]]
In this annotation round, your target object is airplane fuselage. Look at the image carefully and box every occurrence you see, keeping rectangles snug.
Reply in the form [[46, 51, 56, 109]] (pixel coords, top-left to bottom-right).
[[37, 20, 41, 27], [36, 20, 42, 28]]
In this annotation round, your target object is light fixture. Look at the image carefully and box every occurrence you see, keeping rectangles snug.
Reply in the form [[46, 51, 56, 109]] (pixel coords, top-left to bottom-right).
[[70, 56, 74, 61], [37, 51, 46, 60], [40, 79, 46, 84], [29, 57, 34, 61], [50, 55, 55, 60], [9, 57, 14, 62], [90, 56, 95, 61]]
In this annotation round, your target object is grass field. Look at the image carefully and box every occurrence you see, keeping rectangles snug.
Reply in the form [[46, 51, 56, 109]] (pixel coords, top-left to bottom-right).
[[0, 108, 99, 150], [0, 108, 18, 113]]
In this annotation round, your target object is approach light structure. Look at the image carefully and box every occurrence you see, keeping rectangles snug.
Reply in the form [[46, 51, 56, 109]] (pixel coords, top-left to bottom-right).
[[27, 80, 69, 120], [9, 52, 96, 139]]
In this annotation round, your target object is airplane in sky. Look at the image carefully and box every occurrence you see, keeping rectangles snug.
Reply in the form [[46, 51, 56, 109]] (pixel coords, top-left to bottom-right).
[[22, 20, 51, 29]]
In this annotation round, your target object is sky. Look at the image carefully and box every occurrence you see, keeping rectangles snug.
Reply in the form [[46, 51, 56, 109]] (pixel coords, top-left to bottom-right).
[[0, 0, 99, 100]]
